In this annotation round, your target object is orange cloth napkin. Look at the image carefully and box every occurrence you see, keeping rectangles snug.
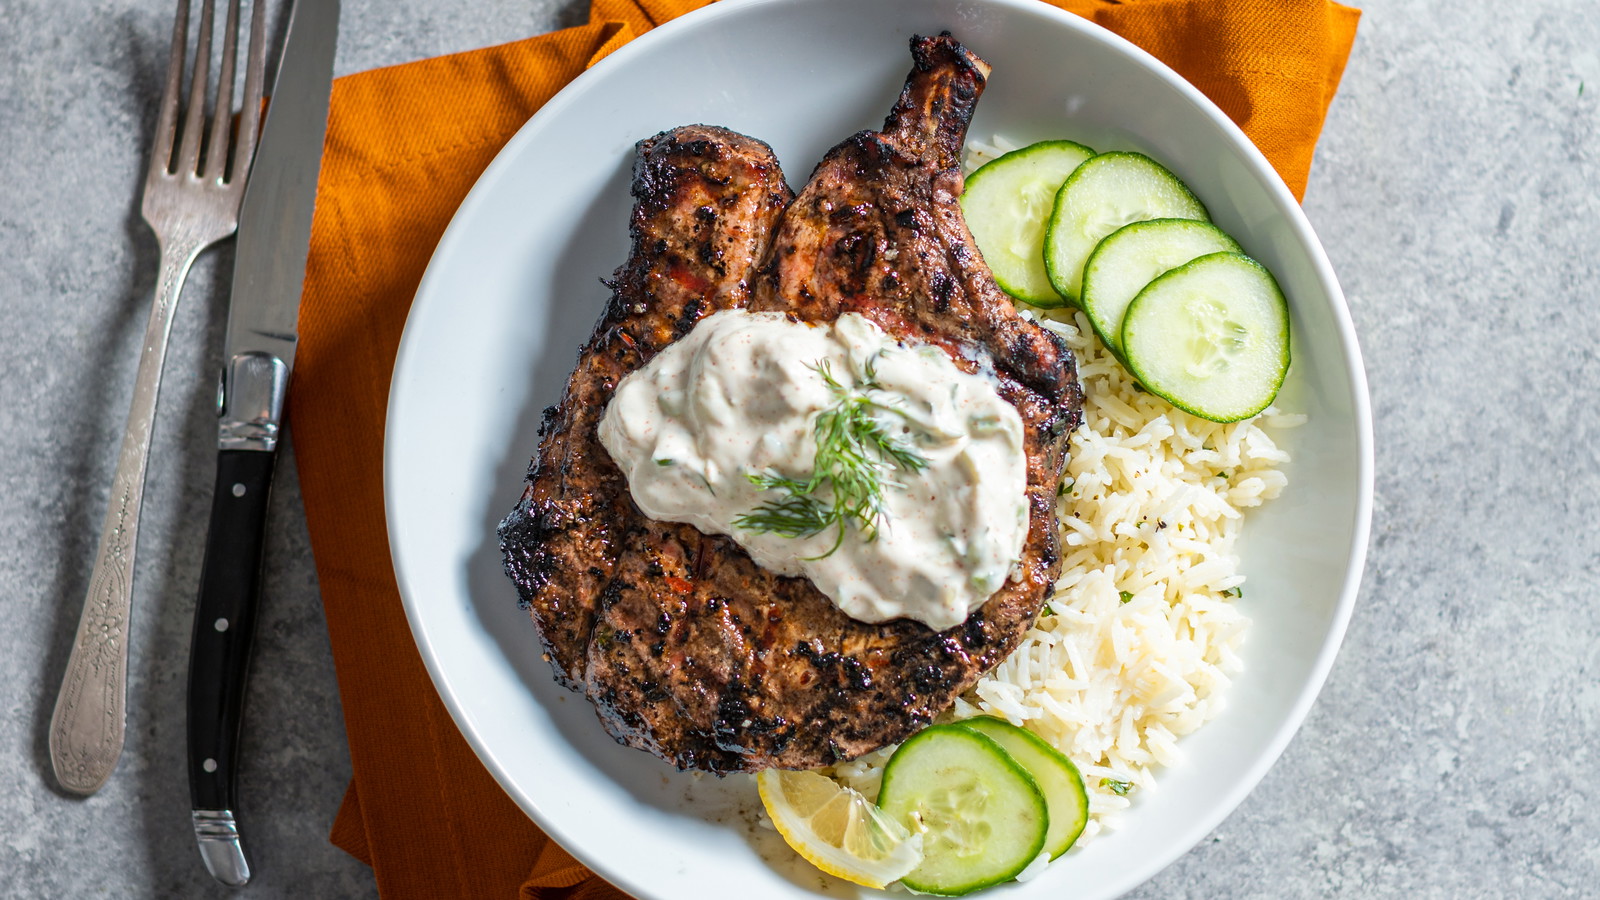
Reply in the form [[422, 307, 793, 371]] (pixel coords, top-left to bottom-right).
[[290, 1, 1358, 897]]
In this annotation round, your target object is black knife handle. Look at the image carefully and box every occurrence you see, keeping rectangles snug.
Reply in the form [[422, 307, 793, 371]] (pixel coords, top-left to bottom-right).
[[187, 449, 277, 812]]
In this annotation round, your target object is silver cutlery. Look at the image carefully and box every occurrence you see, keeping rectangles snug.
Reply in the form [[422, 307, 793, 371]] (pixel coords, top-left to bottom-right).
[[50, 0, 268, 798], [184, 0, 338, 886]]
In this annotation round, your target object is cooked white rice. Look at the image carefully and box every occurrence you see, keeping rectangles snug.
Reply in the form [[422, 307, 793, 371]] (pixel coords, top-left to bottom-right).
[[964, 134, 1024, 169], [827, 308, 1300, 847]]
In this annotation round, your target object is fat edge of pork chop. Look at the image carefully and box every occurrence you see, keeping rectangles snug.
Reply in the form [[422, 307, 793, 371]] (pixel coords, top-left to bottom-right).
[[582, 33, 1084, 773], [499, 125, 792, 689]]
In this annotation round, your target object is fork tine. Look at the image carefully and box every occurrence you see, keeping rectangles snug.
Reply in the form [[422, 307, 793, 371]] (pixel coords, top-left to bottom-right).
[[149, 0, 191, 178], [231, 0, 268, 182], [176, 0, 215, 177], [202, 0, 241, 183]]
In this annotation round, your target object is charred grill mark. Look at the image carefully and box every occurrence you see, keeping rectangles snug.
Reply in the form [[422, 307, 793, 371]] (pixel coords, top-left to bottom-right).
[[674, 297, 705, 337], [834, 232, 874, 276], [1007, 328, 1041, 372], [597, 576, 626, 610], [792, 640, 875, 692], [536, 404, 561, 440], [961, 615, 991, 652], [928, 270, 955, 313], [696, 241, 723, 273], [908, 663, 944, 693]]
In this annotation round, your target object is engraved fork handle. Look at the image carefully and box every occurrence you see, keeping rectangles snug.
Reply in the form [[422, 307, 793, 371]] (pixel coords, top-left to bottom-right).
[[50, 235, 204, 795]]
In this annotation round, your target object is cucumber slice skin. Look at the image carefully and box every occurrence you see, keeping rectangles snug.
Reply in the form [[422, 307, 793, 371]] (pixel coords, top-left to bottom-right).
[[962, 140, 1095, 308], [1043, 151, 1210, 306], [954, 717, 1088, 861], [1121, 251, 1291, 423], [878, 724, 1049, 896], [1081, 218, 1242, 360]]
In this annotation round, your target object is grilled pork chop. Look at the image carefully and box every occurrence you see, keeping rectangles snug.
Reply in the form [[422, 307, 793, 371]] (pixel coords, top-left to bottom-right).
[[501, 34, 1082, 773], [499, 124, 792, 690]]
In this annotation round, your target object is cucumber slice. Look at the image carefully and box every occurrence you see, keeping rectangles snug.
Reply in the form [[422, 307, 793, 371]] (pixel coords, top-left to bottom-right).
[[878, 724, 1048, 896], [1044, 151, 1209, 305], [1121, 251, 1290, 423], [1081, 218, 1242, 358], [955, 717, 1088, 860], [961, 140, 1095, 308]]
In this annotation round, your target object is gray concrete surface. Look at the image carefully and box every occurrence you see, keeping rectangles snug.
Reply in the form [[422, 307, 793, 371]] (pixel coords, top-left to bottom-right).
[[2, 0, 1596, 897]]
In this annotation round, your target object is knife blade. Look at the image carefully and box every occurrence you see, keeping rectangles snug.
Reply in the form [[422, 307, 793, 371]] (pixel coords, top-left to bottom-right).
[[185, 0, 338, 886]]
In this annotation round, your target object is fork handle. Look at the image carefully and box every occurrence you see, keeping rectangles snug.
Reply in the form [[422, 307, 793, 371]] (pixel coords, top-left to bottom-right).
[[49, 236, 204, 795]]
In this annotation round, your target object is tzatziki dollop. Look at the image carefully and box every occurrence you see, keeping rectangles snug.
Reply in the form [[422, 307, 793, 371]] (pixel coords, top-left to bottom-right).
[[597, 310, 1028, 631]]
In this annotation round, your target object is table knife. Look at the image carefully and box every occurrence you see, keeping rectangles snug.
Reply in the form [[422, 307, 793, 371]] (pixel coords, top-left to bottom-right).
[[185, 0, 338, 886]]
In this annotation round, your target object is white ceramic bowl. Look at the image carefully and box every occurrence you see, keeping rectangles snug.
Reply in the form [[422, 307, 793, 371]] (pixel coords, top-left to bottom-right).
[[385, 0, 1373, 896]]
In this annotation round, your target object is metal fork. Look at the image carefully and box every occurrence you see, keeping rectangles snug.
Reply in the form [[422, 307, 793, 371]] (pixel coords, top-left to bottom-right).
[[50, 0, 267, 796]]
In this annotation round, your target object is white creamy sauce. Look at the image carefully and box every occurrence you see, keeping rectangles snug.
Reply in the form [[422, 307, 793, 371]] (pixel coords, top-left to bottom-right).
[[597, 310, 1028, 631]]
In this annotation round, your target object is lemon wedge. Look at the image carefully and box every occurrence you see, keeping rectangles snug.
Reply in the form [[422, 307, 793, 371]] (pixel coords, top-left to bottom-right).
[[757, 768, 924, 889]]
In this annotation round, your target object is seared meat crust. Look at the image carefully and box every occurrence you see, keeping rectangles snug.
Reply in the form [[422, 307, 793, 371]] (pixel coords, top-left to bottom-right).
[[502, 35, 1083, 774], [500, 125, 792, 688]]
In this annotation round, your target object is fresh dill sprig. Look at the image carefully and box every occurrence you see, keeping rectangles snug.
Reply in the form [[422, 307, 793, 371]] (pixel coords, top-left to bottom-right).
[[733, 359, 928, 554], [732, 489, 830, 538]]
